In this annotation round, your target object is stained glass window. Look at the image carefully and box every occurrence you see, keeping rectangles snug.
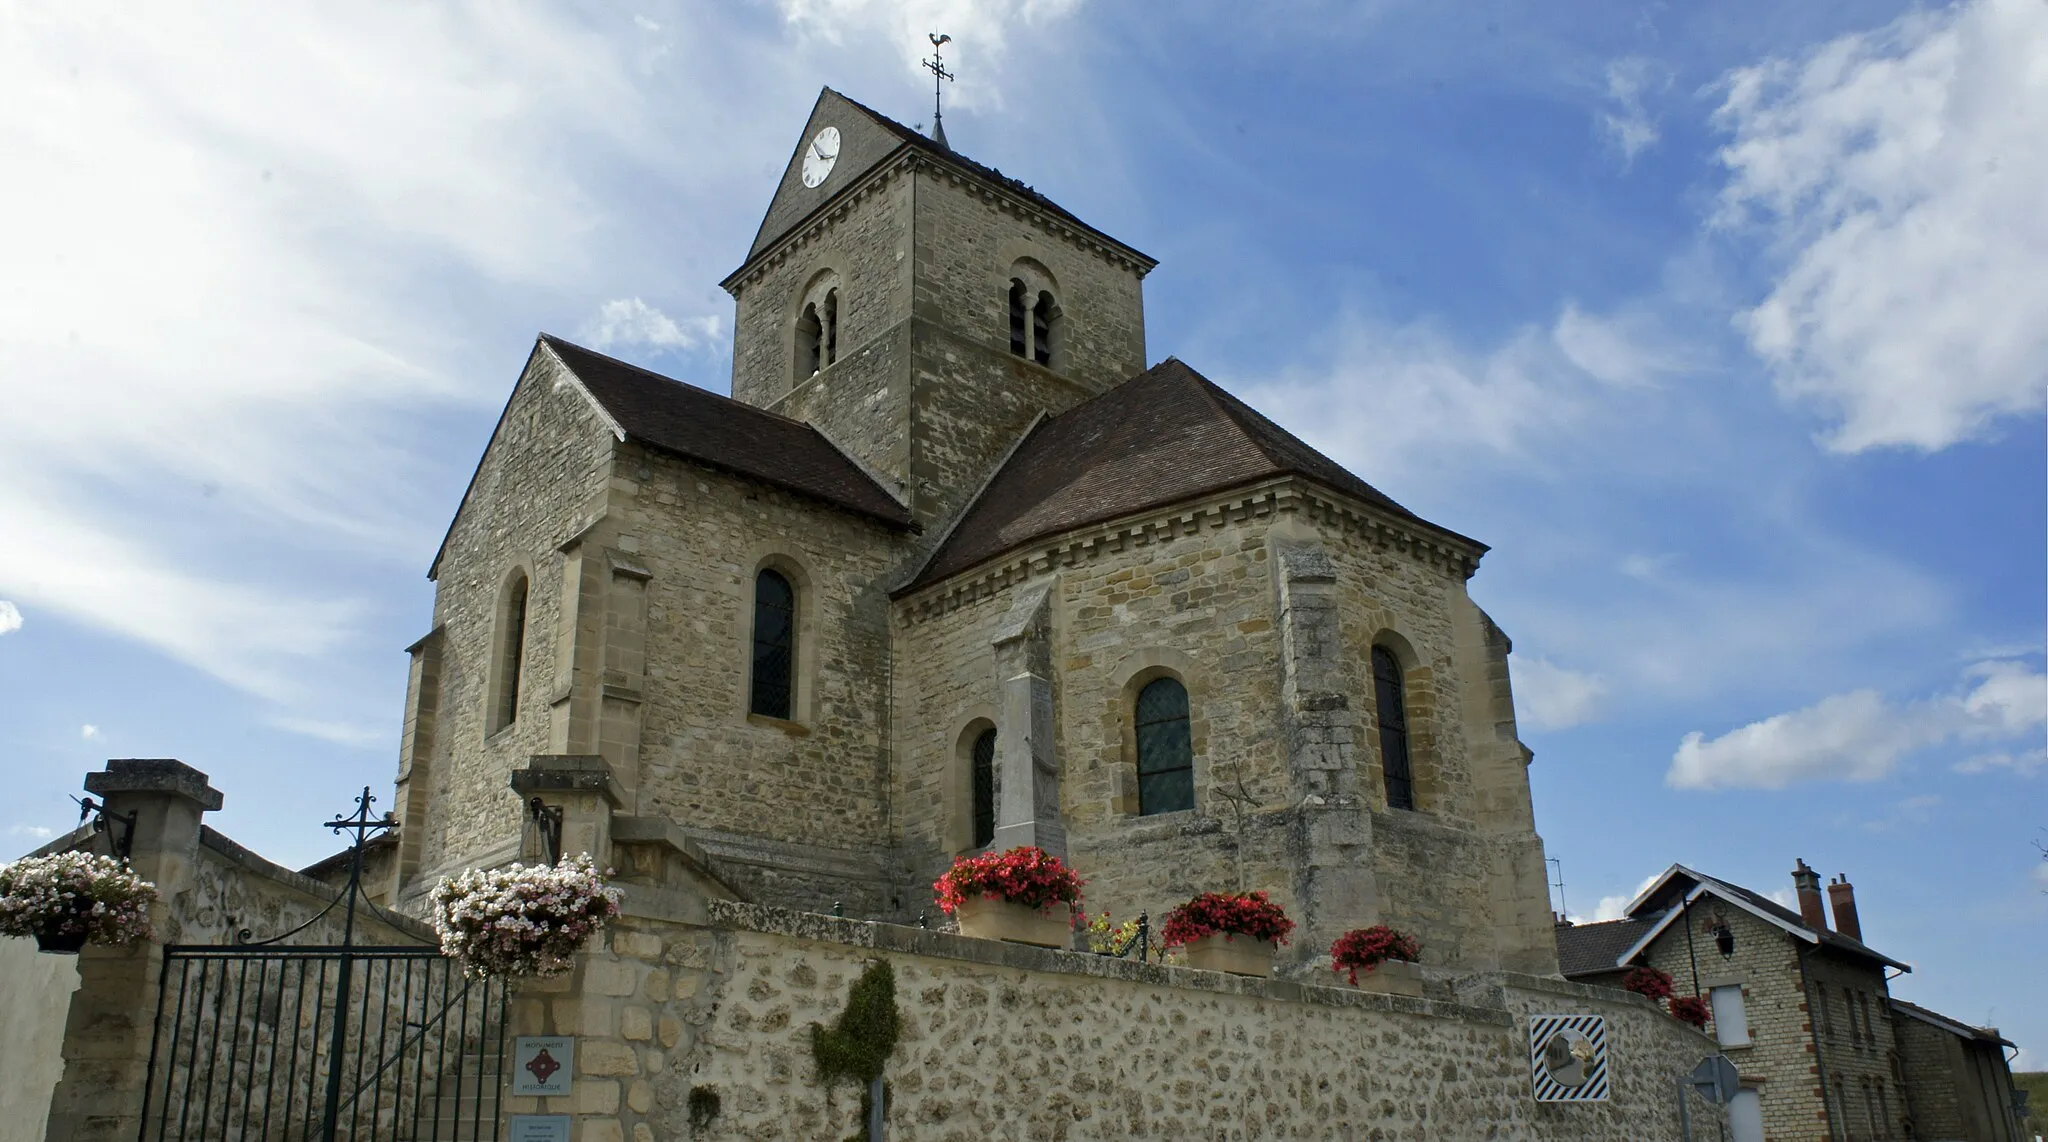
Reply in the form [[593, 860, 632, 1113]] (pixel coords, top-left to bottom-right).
[[750, 569, 794, 720], [1373, 646, 1414, 810], [1136, 677, 1194, 815]]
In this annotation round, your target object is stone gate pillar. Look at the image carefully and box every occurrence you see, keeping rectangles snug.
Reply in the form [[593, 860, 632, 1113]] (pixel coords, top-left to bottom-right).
[[44, 759, 223, 1142]]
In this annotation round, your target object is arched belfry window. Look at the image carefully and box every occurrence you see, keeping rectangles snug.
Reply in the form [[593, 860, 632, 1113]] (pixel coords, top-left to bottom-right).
[[749, 569, 795, 720], [1372, 646, 1415, 810], [971, 727, 997, 848], [1136, 677, 1194, 815], [795, 288, 838, 381], [1032, 291, 1058, 367], [822, 288, 839, 365], [1008, 279, 1029, 358], [491, 572, 529, 733]]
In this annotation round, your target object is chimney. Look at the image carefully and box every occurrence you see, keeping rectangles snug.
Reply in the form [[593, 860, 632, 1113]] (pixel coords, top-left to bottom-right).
[[1827, 874, 1862, 942], [1793, 859, 1828, 931]]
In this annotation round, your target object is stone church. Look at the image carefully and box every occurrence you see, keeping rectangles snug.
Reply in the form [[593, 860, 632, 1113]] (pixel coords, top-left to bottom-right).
[[393, 86, 1557, 976]]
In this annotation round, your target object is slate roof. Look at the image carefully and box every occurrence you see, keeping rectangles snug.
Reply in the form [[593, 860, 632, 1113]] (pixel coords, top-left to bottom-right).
[[540, 336, 914, 530], [1889, 998, 2014, 1047], [1617, 864, 1912, 973], [735, 88, 1155, 273], [1554, 919, 1654, 979], [902, 358, 1483, 591]]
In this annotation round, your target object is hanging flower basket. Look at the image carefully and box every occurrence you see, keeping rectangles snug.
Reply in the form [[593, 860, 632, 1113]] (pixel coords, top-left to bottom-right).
[[1161, 891, 1295, 977], [0, 851, 156, 954], [429, 854, 623, 979], [1330, 925, 1423, 994], [933, 846, 1084, 948]]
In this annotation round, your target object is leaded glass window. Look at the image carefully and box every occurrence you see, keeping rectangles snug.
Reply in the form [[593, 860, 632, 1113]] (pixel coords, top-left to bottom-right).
[[971, 728, 997, 848], [1373, 646, 1414, 810], [750, 569, 795, 720], [1136, 677, 1194, 815]]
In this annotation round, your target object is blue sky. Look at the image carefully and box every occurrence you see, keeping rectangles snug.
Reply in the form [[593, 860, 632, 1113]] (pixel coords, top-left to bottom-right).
[[2, 0, 2043, 1065]]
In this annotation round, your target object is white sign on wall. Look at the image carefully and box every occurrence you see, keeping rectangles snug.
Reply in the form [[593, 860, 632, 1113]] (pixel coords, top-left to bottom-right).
[[1528, 1014, 1610, 1103], [511, 1036, 575, 1097]]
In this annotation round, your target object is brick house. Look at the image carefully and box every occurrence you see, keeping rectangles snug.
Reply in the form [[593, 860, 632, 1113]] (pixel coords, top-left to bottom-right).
[[1558, 860, 2025, 1142]]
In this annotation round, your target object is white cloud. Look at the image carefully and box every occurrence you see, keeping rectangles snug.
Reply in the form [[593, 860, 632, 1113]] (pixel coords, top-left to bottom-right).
[[1588, 873, 1662, 923], [776, 0, 1083, 108], [1955, 748, 2046, 776], [1764, 887, 1799, 911], [583, 299, 722, 355], [1668, 658, 2048, 790], [1515, 657, 1611, 731], [1596, 57, 1666, 165], [1713, 0, 2048, 453], [80, 725, 100, 740], [1864, 793, 1942, 832], [0, 601, 20, 636], [6, 825, 56, 842], [2013, 1045, 2043, 1071]]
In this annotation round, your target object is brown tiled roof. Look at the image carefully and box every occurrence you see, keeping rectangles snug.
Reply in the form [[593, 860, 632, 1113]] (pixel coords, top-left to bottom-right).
[[541, 336, 914, 530], [901, 358, 1483, 591], [1555, 919, 1654, 978]]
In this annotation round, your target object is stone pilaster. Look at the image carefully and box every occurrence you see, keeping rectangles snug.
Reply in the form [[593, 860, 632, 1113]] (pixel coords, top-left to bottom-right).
[[1273, 541, 1376, 956], [989, 581, 1063, 858], [512, 755, 625, 868], [44, 759, 223, 1142]]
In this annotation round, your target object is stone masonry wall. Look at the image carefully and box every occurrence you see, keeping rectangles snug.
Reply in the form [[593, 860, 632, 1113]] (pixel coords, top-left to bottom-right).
[[408, 346, 618, 882], [511, 901, 1722, 1142]]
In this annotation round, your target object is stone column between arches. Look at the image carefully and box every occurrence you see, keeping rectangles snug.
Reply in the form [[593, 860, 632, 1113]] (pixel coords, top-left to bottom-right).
[[988, 580, 1064, 858]]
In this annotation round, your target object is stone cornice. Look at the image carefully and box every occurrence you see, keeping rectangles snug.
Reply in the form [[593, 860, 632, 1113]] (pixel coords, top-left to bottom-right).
[[723, 148, 1153, 295], [896, 477, 1486, 624]]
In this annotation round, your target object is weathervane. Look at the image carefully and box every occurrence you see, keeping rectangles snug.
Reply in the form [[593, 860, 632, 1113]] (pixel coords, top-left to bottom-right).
[[923, 33, 954, 148]]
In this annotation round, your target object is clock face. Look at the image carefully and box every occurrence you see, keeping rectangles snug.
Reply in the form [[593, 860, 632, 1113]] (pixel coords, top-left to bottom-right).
[[801, 126, 841, 188]]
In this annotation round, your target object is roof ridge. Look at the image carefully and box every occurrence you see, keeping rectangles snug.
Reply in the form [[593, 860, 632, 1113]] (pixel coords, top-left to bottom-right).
[[538, 334, 818, 432]]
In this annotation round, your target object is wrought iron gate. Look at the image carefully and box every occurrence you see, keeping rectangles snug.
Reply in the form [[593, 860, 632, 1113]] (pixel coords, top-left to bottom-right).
[[138, 790, 508, 1142]]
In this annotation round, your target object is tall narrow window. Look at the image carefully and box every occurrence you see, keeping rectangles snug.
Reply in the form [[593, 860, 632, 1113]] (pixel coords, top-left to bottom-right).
[[822, 289, 839, 367], [1372, 646, 1415, 810], [971, 728, 997, 848], [749, 569, 795, 720], [492, 573, 529, 732], [1032, 291, 1057, 366], [1862, 1082, 1880, 1140], [1876, 1082, 1892, 1139], [1008, 279, 1029, 358], [1135, 677, 1194, 815], [797, 302, 823, 379], [1710, 985, 1750, 1047], [1816, 983, 1834, 1041]]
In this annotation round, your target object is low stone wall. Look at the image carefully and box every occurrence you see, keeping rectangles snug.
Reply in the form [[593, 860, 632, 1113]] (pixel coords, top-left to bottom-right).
[[511, 899, 1726, 1141]]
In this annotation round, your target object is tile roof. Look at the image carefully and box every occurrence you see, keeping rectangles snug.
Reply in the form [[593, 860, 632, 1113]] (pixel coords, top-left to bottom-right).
[[901, 358, 1482, 591], [1555, 919, 1654, 978], [541, 336, 914, 530], [1627, 864, 1912, 972], [1890, 998, 2014, 1047]]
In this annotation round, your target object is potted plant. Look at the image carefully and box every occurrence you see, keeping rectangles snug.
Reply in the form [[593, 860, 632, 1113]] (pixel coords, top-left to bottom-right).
[[1160, 891, 1295, 977], [933, 846, 1083, 948], [0, 851, 157, 954], [1329, 924, 1424, 996], [1669, 994, 1711, 1030], [429, 854, 623, 978]]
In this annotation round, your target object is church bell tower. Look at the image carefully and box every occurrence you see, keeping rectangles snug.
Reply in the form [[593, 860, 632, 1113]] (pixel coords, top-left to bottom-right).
[[720, 88, 1158, 526]]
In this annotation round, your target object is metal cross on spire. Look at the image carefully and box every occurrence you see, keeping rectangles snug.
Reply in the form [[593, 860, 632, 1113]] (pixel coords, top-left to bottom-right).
[[923, 32, 954, 149]]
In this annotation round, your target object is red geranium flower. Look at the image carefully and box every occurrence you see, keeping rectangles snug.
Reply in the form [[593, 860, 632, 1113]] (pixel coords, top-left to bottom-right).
[[1160, 891, 1295, 947], [1669, 994, 1711, 1029], [932, 846, 1084, 915], [1623, 966, 1676, 1003], [1330, 925, 1421, 984]]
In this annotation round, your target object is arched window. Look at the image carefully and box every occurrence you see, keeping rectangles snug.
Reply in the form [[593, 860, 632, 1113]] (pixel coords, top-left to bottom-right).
[[796, 302, 823, 379], [1372, 646, 1415, 810], [822, 287, 839, 367], [1032, 291, 1059, 367], [970, 727, 997, 848], [749, 569, 795, 720], [491, 572, 529, 733], [1135, 677, 1194, 815], [1008, 279, 1029, 358]]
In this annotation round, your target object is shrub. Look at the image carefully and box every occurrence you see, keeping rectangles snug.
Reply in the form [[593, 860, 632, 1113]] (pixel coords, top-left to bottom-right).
[[429, 854, 622, 978], [1623, 965, 1676, 1002], [1160, 891, 1295, 947], [0, 852, 156, 946], [1669, 994, 1711, 1029], [1077, 910, 1142, 956], [1330, 924, 1421, 984], [932, 846, 1084, 915]]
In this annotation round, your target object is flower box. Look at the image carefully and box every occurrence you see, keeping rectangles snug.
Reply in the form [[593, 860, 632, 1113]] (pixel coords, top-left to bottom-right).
[[1182, 933, 1277, 977], [0, 852, 156, 954], [955, 894, 1073, 948], [1339, 957, 1423, 997]]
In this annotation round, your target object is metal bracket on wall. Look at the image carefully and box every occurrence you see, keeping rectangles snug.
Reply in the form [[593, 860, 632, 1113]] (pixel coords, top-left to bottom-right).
[[72, 795, 139, 860]]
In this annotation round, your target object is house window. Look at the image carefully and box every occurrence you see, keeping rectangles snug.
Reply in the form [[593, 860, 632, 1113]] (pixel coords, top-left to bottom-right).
[[749, 569, 795, 720], [1846, 989, 1864, 1046], [1135, 677, 1194, 815], [1877, 1081, 1893, 1139], [491, 572, 530, 732], [1372, 646, 1415, 810], [971, 728, 997, 848], [1709, 985, 1750, 1047], [1862, 1081, 1881, 1140]]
